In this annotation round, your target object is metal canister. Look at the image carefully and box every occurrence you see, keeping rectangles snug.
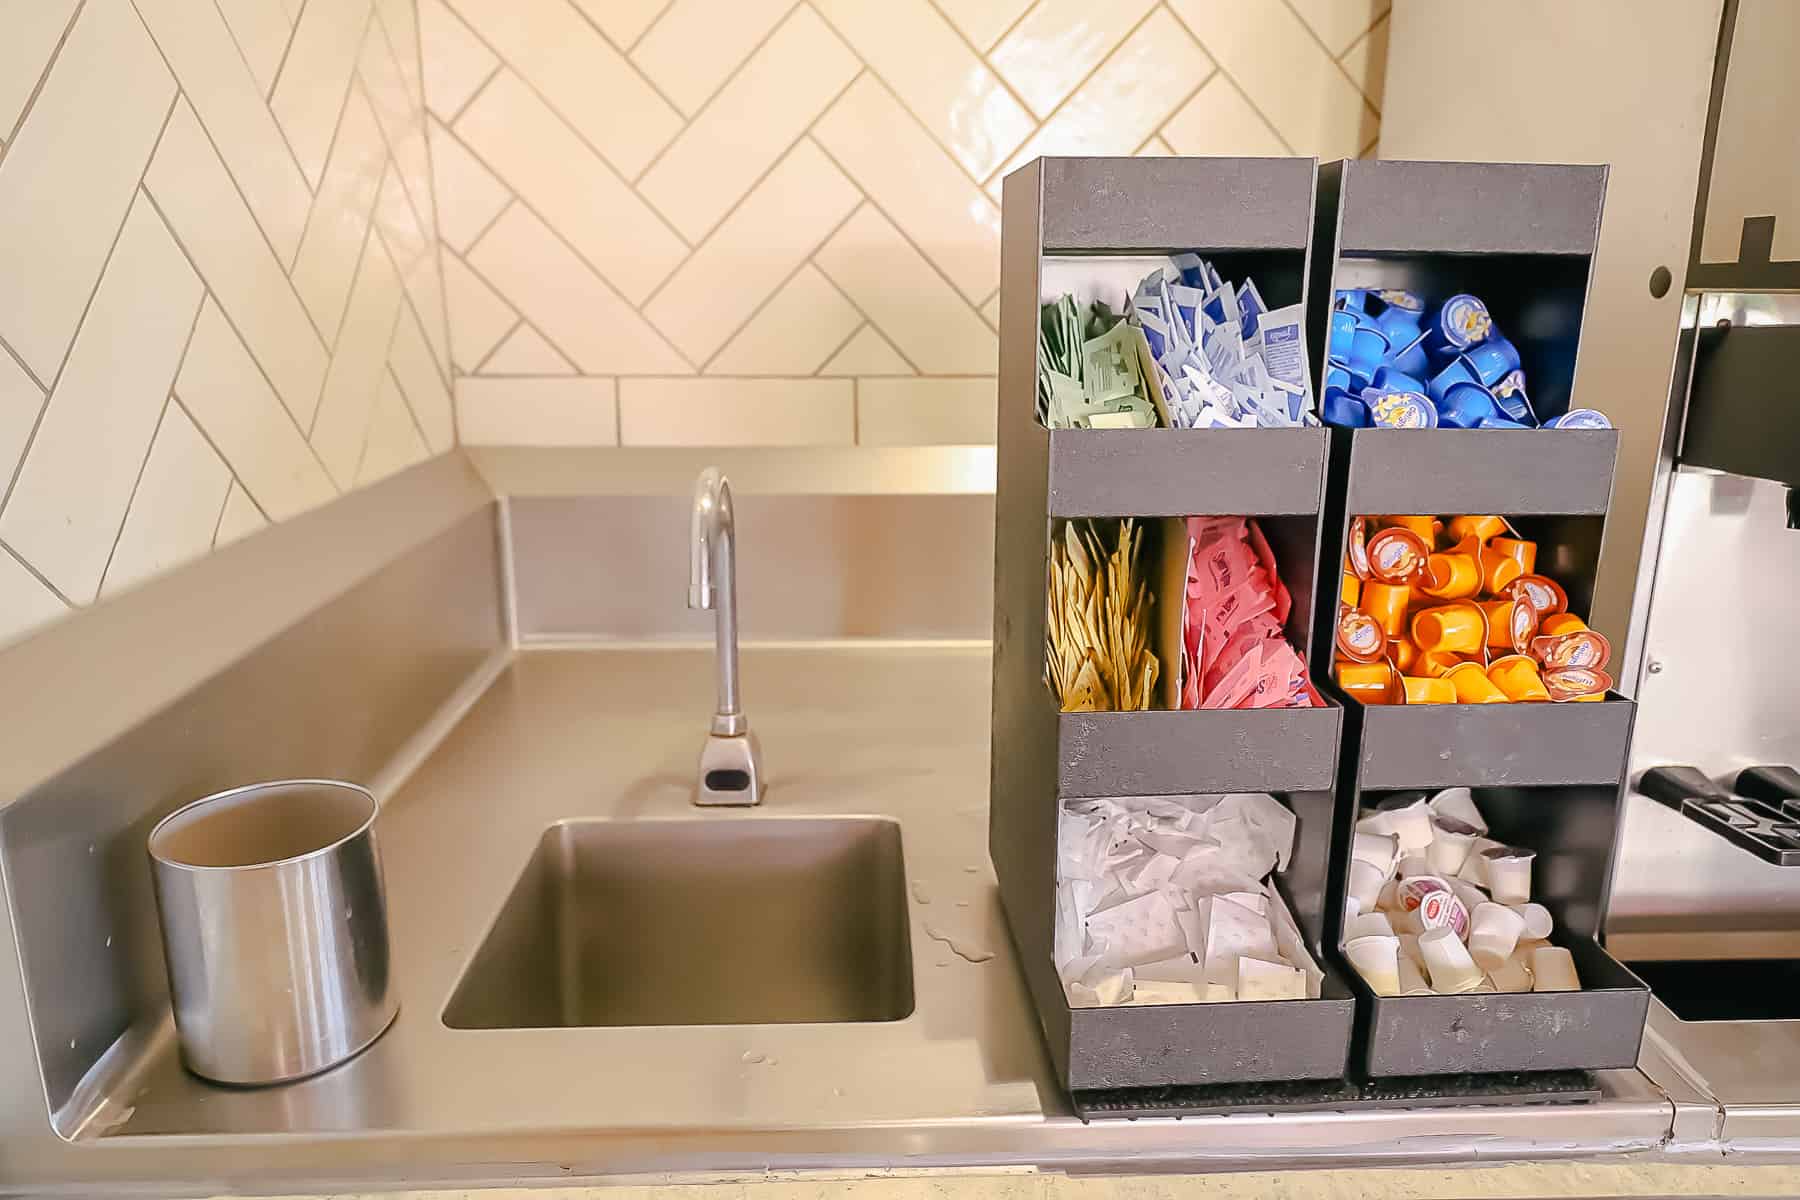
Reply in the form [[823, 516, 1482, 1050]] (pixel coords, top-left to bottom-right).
[[147, 780, 398, 1085]]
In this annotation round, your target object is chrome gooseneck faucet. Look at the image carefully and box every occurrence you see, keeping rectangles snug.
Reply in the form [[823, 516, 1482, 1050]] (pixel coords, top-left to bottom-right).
[[688, 467, 764, 805]]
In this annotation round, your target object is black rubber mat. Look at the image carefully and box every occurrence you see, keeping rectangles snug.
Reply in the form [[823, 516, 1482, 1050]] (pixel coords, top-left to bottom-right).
[[1071, 1070, 1600, 1120]]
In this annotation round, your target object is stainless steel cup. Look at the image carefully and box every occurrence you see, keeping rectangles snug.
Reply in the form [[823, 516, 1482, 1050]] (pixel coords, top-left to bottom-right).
[[148, 780, 399, 1085]]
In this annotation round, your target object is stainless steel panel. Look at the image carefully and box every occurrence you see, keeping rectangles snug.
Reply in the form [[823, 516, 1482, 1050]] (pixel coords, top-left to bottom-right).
[[1036, 156, 1314, 252], [0, 504, 503, 1136], [0, 647, 1684, 1196], [1335, 160, 1607, 256], [1612, 469, 1800, 933], [444, 817, 911, 1028], [1697, 0, 1800, 269], [148, 781, 398, 1085], [507, 493, 994, 642]]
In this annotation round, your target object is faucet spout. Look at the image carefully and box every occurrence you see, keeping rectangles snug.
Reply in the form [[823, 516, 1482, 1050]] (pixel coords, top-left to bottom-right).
[[688, 468, 763, 805]]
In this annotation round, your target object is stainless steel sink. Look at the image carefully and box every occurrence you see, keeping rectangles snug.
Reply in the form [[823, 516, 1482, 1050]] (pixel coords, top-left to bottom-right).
[[443, 816, 913, 1028]]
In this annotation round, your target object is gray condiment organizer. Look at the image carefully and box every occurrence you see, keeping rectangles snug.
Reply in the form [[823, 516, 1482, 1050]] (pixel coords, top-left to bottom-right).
[[991, 157, 1353, 1093], [1307, 159, 1650, 1077]]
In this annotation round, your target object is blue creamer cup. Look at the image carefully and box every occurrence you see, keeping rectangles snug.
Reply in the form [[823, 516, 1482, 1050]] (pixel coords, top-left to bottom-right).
[[1348, 325, 1390, 379], [1426, 356, 1482, 402], [1389, 329, 1430, 377], [1326, 364, 1352, 393], [1437, 380, 1506, 428], [1363, 386, 1438, 428], [1464, 333, 1522, 386], [1323, 386, 1371, 428], [1375, 305, 1423, 348], [1375, 288, 1425, 313], [1336, 288, 1373, 314], [1329, 310, 1357, 361], [1371, 365, 1425, 394], [1476, 415, 1531, 429], [1491, 369, 1536, 424], [1426, 293, 1493, 357], [1548, 408, 1612, 429]]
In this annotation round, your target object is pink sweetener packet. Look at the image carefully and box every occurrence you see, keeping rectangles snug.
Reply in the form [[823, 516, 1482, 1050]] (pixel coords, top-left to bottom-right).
[[1201, 641, 1265, 709], [1245, 518, 1293, 625]]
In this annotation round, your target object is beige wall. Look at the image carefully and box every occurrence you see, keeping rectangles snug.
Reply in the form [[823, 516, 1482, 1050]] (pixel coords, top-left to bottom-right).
[[0, 0, 453, 648], [427, 0, 1388, 449], [1700, 0, 1800, 265], [1379, 0, 1723, 650]]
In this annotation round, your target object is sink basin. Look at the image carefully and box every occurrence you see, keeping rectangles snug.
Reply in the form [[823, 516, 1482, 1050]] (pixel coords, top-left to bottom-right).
[[444, 817, 913, 1028]]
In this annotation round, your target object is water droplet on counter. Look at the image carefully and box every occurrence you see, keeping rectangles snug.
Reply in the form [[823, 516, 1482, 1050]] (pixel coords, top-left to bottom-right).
[[909, 880, 930, 904], [924, 923, 994, 964], [741, 1051, 766, 1065], [963, 865, 980, 874], [104, 936, 112, 947], [955, 901, 970, 909]]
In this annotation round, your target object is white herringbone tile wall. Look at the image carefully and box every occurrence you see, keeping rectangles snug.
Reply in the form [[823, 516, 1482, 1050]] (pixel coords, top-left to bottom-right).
[[431, 0, 1388, 448], [0, 0, 453, 647]]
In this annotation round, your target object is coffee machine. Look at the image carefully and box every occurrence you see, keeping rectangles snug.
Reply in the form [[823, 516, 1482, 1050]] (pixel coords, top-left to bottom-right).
[[1607, 290, 1800, 1143]]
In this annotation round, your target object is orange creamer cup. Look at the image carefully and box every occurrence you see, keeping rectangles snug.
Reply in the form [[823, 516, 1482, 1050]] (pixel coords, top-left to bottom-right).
[[1392, 637, 1419, 674], [1448, 515, 1508, 542], [1413, 602, 1486, 656], [1360, 581, 1412, 638], [1419, 649, 1466, 678], [1446, 661, 1510, 703], [1491, 535, 1537, 575], [1487, 654, 1551, 702], [1386, 515, 1443, 544], [1342, 570, 1361, 607], [1420, 550, 1481, 599], [1479, 543, 1525, 594], [1539, 612, 1589, 637], [1337, 660, 1394, 703], [1400, 675, 1456, 705]]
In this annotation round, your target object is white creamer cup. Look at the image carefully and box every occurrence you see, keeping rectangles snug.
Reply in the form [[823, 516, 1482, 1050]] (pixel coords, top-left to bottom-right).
[[1352, 830, 1400, 876], [1426, 816, 1480, 875], [1468, 901, 1527, 970], [1488, 954, 1534, 993], [1458, 836, 1505, 887], [1398, 953, 1434, 995], [1345, 934, 1402, 997], [1531, 945, 1581, 991], [1482, 846, 1536, 905], [1509, 902, 1554, 940], [1419, 925, 1484, 994], [1396, 855, 1434, 879], [1379, 797, 1436, 855], [1428, 786, 1489, 835], [1345, 911, 1395, 941], [1348, 858, 1386, 910]]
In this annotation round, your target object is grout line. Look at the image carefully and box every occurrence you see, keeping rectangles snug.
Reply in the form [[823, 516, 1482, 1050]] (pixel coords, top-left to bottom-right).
[[1144, 65, 1219, 154], [95, 394, 173, 600], [194, 0, 316, 197], [1162, 4, 1298, 156], [1360, 133, 1379, 160], [921, 0, 1038, 120], [605, 8, 708, 124], [173, 391, 271, 523], [980, 0, 1171, 185], [625, 0, 678, 53], [266, 0, 311, 103], [0, 330, 49, 395], [1338, 13, 1389, 115], [384, 360, 435, 472], [398, 0, 459, 402], [457, 189, 515, 259], [813, 319, 868, 376], [806, 135, 997, 333], [352, 53, 438, 266], [469, 317, 523, 375], [633, 0, 801, 131], [129, 8, 322, 286], [290, 35, 378, 281], [0, 537, 76, 609], [452, 245, 594, 377], [324, 156, 391, 356], [691, 198, 867, 374], [984, 0, 1037, 54], [806, 3, 1020, 195], [1277, 0, 1384, 133], [0, 95, 178, 518], [633, 58, 864, 313], [208, 474, 235, 548], [625, 2, 802, 188], [440, 15, 691, 251], [446, 137, 696, 373], [141, 185, 339, 490], [0, 0, 87, 158], [443, 60, 501, 128]]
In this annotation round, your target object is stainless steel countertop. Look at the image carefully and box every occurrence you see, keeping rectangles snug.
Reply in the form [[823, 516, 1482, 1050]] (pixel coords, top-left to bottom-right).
[[50, 647, 1697, 1190]]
